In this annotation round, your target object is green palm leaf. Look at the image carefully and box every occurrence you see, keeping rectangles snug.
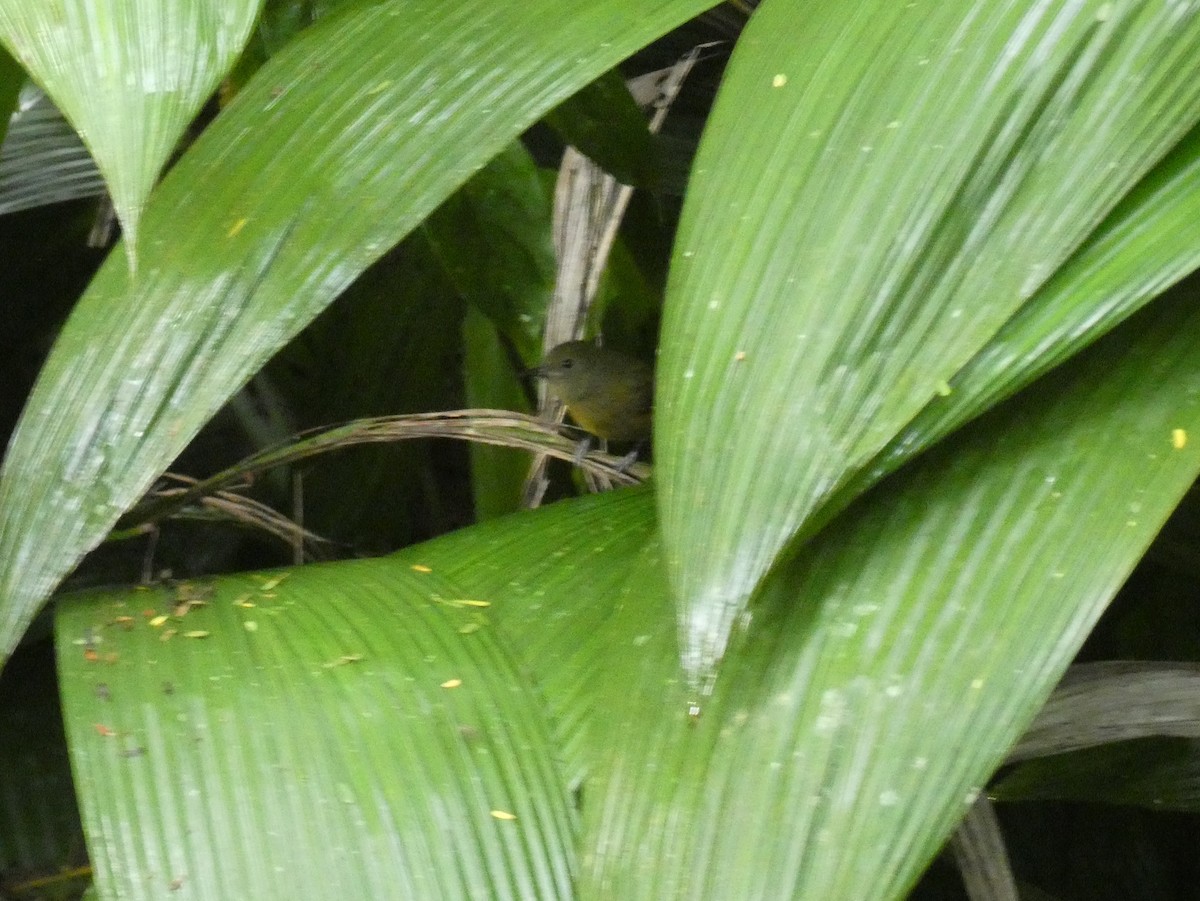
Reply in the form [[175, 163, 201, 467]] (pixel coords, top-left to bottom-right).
[[656, 0, 1200, 678], [56, 286, 1200, 898], [0, 0, 263, 261], [0, 0, 718, 660]]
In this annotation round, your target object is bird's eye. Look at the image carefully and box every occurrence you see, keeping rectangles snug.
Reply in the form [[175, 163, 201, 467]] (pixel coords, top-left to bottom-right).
[[561, 358, 573, 369]]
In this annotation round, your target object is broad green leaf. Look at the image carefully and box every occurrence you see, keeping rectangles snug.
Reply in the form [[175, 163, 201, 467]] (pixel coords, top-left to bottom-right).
[[865, 123, 1200, 490], [0, 0, 720, 661], [426, 485, 668, 784], [804, 130, 1200, 546], [463, 308, 535, 521], [584, 286, 1200, 897], [657, 0, 1200, 678], [57, 567, 578, 899], [0, 0, 262, 261], [55, 279, 1200, 898], [56, 487, 664, 897]]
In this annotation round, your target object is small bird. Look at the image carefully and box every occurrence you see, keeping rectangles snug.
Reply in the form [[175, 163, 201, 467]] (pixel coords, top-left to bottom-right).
[[530, 340, 653, 443]]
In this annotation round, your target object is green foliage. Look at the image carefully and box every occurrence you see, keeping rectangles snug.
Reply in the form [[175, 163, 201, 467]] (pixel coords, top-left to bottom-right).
[[0, 0, 263, 261], [1, 0, 1200, 898]]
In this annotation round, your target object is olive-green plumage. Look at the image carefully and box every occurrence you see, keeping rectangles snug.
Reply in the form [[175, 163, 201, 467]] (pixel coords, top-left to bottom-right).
[[532, 340, 653, 442]]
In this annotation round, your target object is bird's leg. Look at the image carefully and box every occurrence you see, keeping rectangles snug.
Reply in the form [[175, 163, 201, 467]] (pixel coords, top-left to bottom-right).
[[614, 441, 646, 473], [571, 435, 595, 466]]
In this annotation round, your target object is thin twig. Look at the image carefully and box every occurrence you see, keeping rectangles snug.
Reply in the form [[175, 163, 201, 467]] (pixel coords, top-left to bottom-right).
[[118, 409, 649, 532]]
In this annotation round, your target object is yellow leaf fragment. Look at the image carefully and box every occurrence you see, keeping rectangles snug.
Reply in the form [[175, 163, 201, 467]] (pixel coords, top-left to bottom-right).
[[435, 596, 492, 609], [322, 654, 364, 668]]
